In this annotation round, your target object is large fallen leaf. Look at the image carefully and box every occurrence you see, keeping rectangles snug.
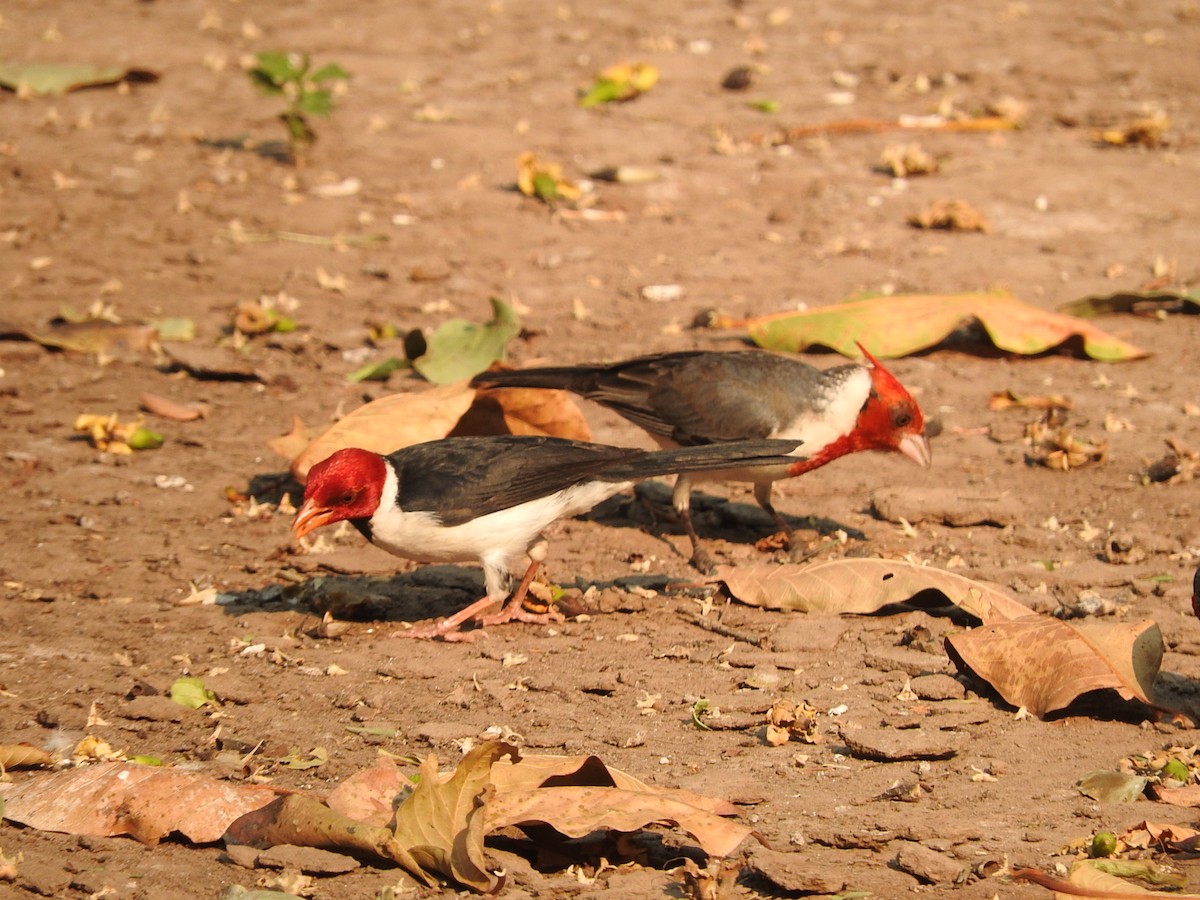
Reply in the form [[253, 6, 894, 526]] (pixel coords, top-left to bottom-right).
[[326, 756, 410, 827], [711, 558, 1033, 624], [488, 754, 737, 816], [0, 743, 52, 770], [411, 297, 520, 385], [390, 742, 504, 892], [484, 785, 753, 859], [289, 383, 476, 482], [226, 794, 431, 885], [0, 61, 157, 95], [0, 761, 280, 843], [743, 292, 1149, 361], [291, 743, 750, 892], [1016, 858, 1200, 898], [449, 386, 592, 441], [287, 380, 592, 482], [945, 617, 1163, 718]]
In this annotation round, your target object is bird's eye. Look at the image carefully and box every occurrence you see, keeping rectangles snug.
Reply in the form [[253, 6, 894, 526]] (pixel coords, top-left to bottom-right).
[[340, 490, 356, 505], [894, 412, 912, 428]]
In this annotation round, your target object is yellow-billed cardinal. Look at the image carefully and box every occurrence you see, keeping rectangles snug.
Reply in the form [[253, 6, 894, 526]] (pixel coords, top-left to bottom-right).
[[471, 345, 931, 569], [292, 434, 803, 640]]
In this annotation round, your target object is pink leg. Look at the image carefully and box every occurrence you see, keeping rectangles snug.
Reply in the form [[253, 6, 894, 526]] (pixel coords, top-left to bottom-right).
[[476, 561, 564, 627], [392, 561, 561, 641]]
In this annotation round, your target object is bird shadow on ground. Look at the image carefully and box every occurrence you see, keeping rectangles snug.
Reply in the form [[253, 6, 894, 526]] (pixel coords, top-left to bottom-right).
[[593, 480, 867, 549]]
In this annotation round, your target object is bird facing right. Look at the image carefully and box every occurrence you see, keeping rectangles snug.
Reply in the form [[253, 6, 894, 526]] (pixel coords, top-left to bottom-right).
[[472, 345, 931, 570]]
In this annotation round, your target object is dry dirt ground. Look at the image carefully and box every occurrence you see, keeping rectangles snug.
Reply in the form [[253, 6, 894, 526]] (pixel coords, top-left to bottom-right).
[[4, 1, 1200, 898]]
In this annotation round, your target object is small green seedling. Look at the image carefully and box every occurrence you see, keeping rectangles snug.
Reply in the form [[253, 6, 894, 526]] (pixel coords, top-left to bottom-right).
[[248, 51, 349, 162]]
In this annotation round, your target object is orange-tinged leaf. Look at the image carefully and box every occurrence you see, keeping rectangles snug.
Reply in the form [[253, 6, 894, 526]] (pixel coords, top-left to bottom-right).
[[1, 761, 280, 844], [291, 383, 476, 482], [0, 743, 53, 770], [450, 387, 592, 441], [484, 785, 754, 859], [226, 793, 431, 884], [745, 292, 1149, 361], [266, 415, 311, 463], [945, 617, 1163, 718], [711, 558, 1033, 624], [326, 756, 408, 827], [489, 754, 736, 816]]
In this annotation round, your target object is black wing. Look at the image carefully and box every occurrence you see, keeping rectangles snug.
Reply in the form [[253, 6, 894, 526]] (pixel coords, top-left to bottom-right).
[[386, 436, 643, 527]]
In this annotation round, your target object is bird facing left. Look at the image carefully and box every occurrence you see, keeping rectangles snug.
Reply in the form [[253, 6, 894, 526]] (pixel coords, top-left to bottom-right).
[[292, 434, 804, 640]]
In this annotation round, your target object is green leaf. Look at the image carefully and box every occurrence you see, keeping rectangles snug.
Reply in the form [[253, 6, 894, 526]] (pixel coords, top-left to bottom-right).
[[126, 427, 164, 451], [248, 69, 286, 95], [253, 51, 303, 85], [412, 297, 521, 385], [750, 99, 781, 113], [309, 63, 350, 83], [745, 291, 1148, 362], [169, 676, 216, 710], [278, 746, 328, 770], [297, 89, 334, 117], [0, 61, 149, 96], [128, 754, 164, 767], [148, 317, 195, 342], [348, 357, 408, 383]]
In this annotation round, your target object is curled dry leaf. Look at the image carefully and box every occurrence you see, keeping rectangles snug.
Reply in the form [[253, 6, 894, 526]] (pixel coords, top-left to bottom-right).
[[945, 617, 1163, 718], [1093, 111, 1170, 148], [710, 558, 1034, 624], [579, 62, 659, 107], [516, 152, 582, 204], [450, 385, 592, 442], [0, 743, 53, 770], [988, 390, 1073, 412], [74, 413, 164, 453], [908, 198, 991, 232], [878, 142, 939, 177], [0, 761, 281, 844], [139, 393, 208, 421], [1026, 422, 1107, 470]]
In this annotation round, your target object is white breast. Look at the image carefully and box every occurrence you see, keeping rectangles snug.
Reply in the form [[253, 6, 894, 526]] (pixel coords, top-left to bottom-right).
[[367, 464, 630, 589]]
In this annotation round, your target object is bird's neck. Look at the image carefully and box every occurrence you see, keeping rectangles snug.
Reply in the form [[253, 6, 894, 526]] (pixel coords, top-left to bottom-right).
[[785, 432, 857, 476]]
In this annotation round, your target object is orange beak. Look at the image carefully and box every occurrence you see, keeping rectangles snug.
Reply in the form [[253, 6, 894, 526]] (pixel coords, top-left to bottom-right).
[[898, 432, 933, 468], [292, 498, 337, 541]]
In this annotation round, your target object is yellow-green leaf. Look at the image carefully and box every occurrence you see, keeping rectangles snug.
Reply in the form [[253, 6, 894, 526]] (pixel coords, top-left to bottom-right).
[[412, 297, 521, 385], [745, 292, 1148, 361]]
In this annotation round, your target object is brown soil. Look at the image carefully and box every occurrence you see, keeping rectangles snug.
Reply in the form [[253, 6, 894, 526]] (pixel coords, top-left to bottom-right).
[[3, 1, 1200, 898]]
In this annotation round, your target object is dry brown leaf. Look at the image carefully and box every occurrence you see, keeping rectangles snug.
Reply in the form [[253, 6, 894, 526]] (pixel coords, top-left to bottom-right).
[[0, 743, 53, 770], [489, 754, 737, 816], [0, 761, 281, 844], [988, 390, 1073, 411], [325, 755, 408, 827], [1148, 783, 1200, 807], [909, 198, 991, 232], [711, 558, 1033, 624], [945, 617, 1163, 718], [266, 415, 312, 464], [290, 383, 476, 482], [451, 386, 592, 441], [484, 785, 755, 859], [139, 392, 208, 421], [391, 742, 506, 893], [1017, 857, 1200, 898], [226, 793, 431, 883]]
